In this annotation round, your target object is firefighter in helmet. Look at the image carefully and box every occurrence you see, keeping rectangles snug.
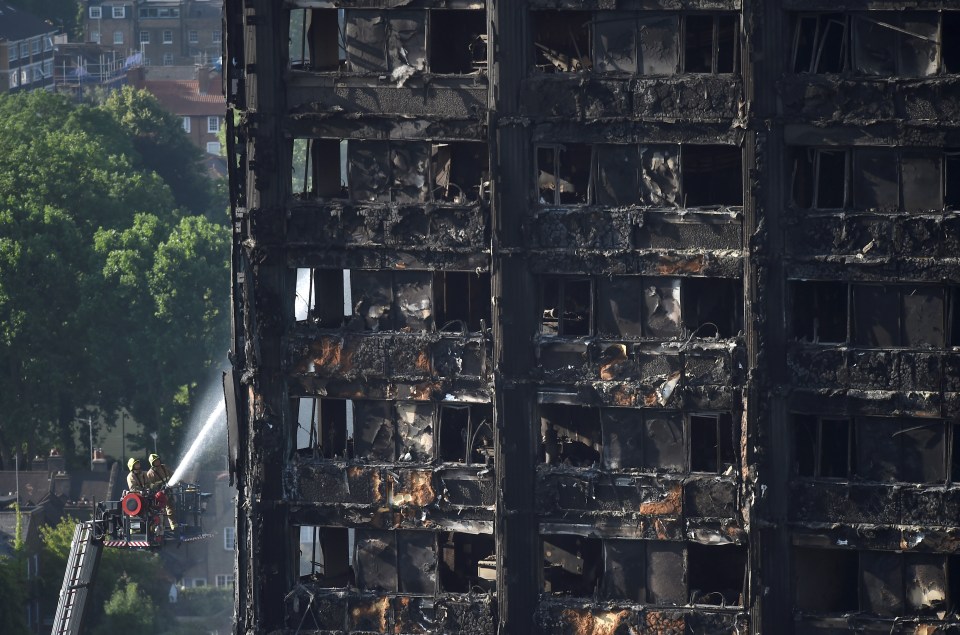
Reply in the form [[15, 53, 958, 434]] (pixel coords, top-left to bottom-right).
[[147, 453, 177, 530], [126, 458, 148, 492]]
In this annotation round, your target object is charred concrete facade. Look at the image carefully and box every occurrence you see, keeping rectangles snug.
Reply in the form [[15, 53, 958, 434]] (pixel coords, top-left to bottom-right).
[[224, 1, 960, 634]]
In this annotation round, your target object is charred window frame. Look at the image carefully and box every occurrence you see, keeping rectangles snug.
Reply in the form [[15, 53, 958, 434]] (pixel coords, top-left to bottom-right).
[[541, 277, 593, 336], [792, 281, 955, 348], [333, 9, 486, 76], [792, 414, 853, 479], [539, 402, 735, 475], [352, 400, 433, 464], [681, 14, 739, 74], [544, 143, 742, 208], [795, 548, 958, 616], [855, 417, 947, 484], [288, 8, 346, 71], [438, 403, 494, 465], [354, 529, 437, 594], [792, 147, 960, 212], [294, 268, 349, 327], [292, 139, 488, 203], [433, 271, 490, 333], [532, 10, 592, 73], [792, 12, 956, 76], [296, 525, 353, 586], [544, 536, 745, 605], [593, 13, 679, 75], [294, 397, 351, 460], [438, 532, 496, 593], [594, 275, 742, 340], [350, 270, 434, 332]]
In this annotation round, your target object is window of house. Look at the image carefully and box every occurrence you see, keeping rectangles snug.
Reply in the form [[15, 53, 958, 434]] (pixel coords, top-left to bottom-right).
[[223, 527, 236, 550], [212, 30, 222, 44], [139, 30, 149, 44], [8, 44, 17, 61], [207, 116, 220, 133], [43, 36, 53, 52], [19, 42, 27, 57], [192, 578, 207, 587], [215, 574, 235, 587], [163, 30, 173, 44], [112, 5, 125, 18], [89, 6, 102, 19], [162, 53, 173, 65], [113, 31, 123, 45], [31, 39, 40, 55], [182, 117, 191, 133], [189, 30, 199, 44], [206, 141, 221, 155]]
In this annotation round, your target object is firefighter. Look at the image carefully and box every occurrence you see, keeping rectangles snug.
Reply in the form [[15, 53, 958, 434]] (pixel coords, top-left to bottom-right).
[[147, 453, 177, 531], [126, 458, 149, 492]]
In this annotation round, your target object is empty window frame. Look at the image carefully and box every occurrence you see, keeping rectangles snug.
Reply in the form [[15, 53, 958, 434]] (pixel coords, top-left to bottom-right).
[[288, 9, 346, 71], [292, 139, 489, 203], [294, 268, 350, 327], [433, 271, 490, 333], [545, 536, 744, 605], [438, 532, 495, 593], [539, 403, 735, 474], [793, 414, 853, 478], [594, 13, 679, 75], [437, 403, 493, 465], [295, 397, 351, 459], [532, 11, 592, 73], [298, 525, 353, 586], [790, 146, 950, 212], [792, 281, 952, 348], [541, 277, 593, 336], [545, 143, 742, 208], [796, 548, 957, 616], [348, 400, 492, 465], [682, 14, 739, 73], [339, 9, 486, 75], [354, 529, 437, 594], [593, 275, 742, 339], [855, 416, 946, 484], [792, 12, 955, 77], [351, 270, 434, 332]]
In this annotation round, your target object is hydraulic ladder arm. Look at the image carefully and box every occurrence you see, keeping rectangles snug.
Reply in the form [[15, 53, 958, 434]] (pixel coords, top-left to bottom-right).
[[51, 521, 103, 635]]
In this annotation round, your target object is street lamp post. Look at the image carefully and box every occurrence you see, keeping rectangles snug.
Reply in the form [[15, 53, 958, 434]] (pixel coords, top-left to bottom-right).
[[88, 416, 94, 470], [121, 412, 129, 460]]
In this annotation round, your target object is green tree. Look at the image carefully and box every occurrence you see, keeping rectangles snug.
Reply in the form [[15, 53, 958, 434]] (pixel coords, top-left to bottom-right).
[[0, 89, 229, 466], [0, 554, 28, 635], [93, 578, 158, 635]]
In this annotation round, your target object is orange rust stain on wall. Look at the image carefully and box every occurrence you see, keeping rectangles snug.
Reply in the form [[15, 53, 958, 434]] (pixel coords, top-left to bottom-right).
[[349, 596, 390, 633], [644, 611, 685, 634], [655, 254, 705, 275], [639, 484, 682, 516], [560, 608, 630, 635], [394, 470, 436, 507]]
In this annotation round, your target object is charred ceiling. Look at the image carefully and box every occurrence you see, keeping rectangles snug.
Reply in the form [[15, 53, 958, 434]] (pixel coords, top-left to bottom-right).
[[225, 0, 960, 633]]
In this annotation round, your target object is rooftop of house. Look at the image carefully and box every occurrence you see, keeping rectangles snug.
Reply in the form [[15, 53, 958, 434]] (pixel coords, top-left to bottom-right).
[[0, 3, 57, 43], [144, 78, 225, 117]]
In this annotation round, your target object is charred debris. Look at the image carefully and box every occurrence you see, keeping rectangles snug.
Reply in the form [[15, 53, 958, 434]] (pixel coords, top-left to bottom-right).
[[223, 1, 960, 633]]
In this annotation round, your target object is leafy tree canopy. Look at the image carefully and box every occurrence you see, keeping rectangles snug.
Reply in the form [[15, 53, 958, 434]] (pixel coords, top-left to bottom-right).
[[0, 89, 229, 467]]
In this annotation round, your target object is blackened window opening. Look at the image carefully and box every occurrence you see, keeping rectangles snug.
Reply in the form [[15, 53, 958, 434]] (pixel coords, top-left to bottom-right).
[[438, 404, 493, 465], [533, 11, 591, 73], [541, 277, 593, 336], [792, 281, 848, 343], [539, 404, 602, 467], [683, 15, 738, 74], [794, 547, 859, 612], [429, 10, 486, 74], [687, 543, 746, 606], [793, 415, 852, 478], [298, 526, 353, 586], [690, 413, 734, 474], [542, 534, 602, 596], [682, 146, 743, 207], [439, 532, 495, 593], [433, 271, 490, 333], [537, 144, 591, 205]]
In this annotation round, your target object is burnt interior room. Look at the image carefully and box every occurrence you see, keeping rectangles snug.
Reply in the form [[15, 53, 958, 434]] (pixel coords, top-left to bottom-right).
[[229, 1, 960, 633]]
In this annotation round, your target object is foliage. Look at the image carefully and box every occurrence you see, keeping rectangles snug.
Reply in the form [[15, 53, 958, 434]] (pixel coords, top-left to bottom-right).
[[0, 553, 28, 635], [175, 585, 233, 616], [0, 89, 229, 467], [92, 578, 158, 635]]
